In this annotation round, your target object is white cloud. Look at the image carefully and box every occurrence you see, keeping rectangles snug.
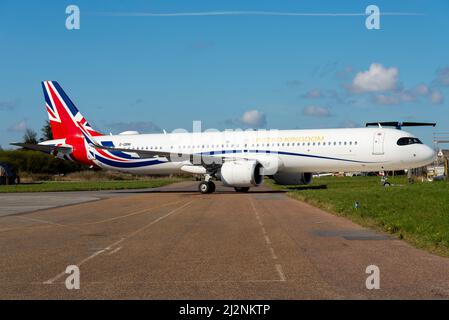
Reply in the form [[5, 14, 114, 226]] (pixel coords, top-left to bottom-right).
[[414, 84, 429, 96], [350, 63, 399, 93], [374, 85, 444, 106], [8, 120, 28, 132], [302, 89, 323, 99], [340, 120, 360, 128], [429, 90, 444, 104], [239, 110, 267, 128], [374, 94, 401, 105], [302, 105, 331, 117], [399, 90, 416, 102]]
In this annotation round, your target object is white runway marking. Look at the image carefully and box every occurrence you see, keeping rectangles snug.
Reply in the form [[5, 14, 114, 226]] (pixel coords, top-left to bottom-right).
[[43, 200, 194, 285], [275, 264, 287, 282], [264, 235, 272, 245], [2, 200, 184, 233], [249, 198, 286, 282], [74, 200, 184, 226], [269, 247, 278, 260], [107, 246, 122, 255]]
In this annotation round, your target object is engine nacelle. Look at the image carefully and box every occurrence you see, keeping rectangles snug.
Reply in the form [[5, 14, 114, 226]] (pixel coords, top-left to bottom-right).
[[272, 172, 313, 185], [220, 160, 264, 187]]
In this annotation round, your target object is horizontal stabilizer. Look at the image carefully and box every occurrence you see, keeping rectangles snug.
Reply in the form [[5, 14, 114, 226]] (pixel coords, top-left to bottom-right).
[[10, 143, 72, 154], [366, 122, 436, 129]]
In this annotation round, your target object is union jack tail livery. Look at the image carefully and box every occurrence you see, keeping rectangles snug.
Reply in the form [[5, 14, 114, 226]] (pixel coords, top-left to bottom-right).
[[38, 81, 103, 165], [42, 81, 102, 140]]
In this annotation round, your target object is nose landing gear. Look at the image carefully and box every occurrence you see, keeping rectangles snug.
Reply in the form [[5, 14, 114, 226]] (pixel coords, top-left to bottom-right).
[[380, 175, 391, 187]]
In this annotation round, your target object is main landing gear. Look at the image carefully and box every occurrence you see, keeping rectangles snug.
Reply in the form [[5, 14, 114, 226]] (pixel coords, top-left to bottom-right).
[[198, 181, 216, 194], [197, 173, 251, 194]]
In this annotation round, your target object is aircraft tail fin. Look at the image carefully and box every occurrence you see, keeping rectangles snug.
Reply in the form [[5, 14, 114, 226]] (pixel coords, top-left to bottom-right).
[[41, 81, 103, 140]]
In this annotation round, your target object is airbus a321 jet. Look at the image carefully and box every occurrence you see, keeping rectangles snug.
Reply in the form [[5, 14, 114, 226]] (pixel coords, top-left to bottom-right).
[[12, 81, 436, 194]]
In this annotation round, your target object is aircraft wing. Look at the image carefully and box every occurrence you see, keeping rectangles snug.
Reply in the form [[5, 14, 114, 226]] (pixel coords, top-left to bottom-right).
[[10, 143, 73, 154]]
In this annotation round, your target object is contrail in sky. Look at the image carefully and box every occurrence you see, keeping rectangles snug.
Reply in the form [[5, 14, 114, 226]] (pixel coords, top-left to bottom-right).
[[91, 11, 422, 17]]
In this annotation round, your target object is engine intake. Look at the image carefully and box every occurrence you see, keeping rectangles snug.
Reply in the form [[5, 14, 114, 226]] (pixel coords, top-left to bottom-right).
[[220, 160, 264, 187]]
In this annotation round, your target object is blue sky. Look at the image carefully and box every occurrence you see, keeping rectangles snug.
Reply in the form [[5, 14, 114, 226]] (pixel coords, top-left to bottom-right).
[[1, 0, 448, 148]]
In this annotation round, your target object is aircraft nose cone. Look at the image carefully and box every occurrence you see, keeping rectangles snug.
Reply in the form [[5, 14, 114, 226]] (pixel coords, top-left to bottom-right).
[[422, 146, 436, 163]]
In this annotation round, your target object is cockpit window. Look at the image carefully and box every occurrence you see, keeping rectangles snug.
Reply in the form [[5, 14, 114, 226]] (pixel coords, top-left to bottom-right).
[[397, 137, 423, 146]]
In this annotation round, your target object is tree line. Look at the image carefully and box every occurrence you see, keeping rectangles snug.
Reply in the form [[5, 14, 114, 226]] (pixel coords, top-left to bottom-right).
[[22, 120, 53, 144]]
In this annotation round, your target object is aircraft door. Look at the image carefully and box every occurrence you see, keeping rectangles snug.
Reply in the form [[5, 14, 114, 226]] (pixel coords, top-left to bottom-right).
[[372, 131, 385, 155]]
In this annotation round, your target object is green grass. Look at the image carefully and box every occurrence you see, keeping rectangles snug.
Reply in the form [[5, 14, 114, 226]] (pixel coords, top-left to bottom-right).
[[269, 176, 449, 257], [0, 178, 179, 193]]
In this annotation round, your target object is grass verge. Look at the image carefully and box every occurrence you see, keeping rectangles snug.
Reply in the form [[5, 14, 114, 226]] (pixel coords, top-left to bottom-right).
[[269, 176, 449, 257], [0, 178, 180, 193]]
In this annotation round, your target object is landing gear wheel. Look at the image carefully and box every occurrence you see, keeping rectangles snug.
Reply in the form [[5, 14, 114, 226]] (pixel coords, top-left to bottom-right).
[[234, 187, 250, 193], [199, 181, 210, 194], [199, 181, 216, 194]]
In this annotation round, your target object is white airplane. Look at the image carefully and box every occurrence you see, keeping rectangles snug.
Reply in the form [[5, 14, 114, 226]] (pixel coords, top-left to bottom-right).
[[13, 81, 436, 193]]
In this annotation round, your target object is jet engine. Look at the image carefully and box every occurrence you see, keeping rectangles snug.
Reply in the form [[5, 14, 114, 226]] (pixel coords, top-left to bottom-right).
[[219, 160, 264, 187], [272, 172, 313, 185]]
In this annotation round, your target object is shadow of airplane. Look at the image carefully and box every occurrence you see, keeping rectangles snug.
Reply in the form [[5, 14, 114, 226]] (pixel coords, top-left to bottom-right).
[[283, 185, 327, 191], [114, 189, 287, 195]]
